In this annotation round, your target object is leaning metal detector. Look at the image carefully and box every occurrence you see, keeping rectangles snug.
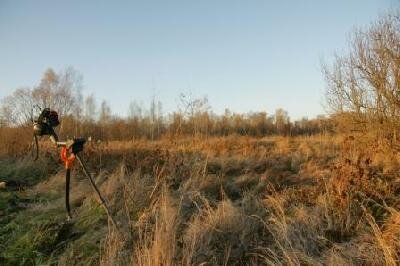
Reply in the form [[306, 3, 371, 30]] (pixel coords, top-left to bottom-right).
[[32, 108, 117, 228]]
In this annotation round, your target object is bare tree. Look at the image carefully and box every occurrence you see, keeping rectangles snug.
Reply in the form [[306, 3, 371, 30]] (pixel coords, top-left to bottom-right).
[[323, 12, 400, 141], [178, 92, 210, 136], [34, 67, 82, 117], [84, 94, 97, 122], [274, 108, 290, 135], [1, 88, 34, 126], [1, 67, 83, 127], [150, 94, 156, 140], [128, 100, 143, 119], [100, 100, 111, 123]]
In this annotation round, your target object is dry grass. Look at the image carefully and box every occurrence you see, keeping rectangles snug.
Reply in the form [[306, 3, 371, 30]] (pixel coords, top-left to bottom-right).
[[3, 134, 400, 265]]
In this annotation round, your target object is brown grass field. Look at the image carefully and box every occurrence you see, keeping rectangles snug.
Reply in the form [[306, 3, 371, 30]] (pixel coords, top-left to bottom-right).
[[2, 134, 400, 265]]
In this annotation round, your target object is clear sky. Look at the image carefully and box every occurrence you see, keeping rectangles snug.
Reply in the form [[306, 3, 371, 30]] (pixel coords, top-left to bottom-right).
[[0, 0, 398, 119]]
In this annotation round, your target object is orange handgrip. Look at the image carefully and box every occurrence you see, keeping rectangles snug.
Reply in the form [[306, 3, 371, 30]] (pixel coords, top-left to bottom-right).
[[60, 147, 75, 169]]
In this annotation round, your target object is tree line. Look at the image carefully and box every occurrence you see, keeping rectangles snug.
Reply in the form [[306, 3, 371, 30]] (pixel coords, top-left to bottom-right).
[[0, 68, 333, 141]]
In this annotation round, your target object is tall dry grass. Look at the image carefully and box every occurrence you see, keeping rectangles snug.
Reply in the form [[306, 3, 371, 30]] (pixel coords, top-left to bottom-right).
[[4, 134, 400, 265]]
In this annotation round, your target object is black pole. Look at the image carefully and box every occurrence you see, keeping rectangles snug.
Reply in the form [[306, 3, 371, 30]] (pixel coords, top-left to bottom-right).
[[65, 168, 72, 220]]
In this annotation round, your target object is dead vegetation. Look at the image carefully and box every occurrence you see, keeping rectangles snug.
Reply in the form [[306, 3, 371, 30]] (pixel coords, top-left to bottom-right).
[[1, 132, 400, 265], [89, 135, 399, 265], [2, 136, 394, 265]]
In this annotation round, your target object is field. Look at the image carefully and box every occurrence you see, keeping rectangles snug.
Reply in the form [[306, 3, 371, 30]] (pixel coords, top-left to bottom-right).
[[1, 2, 400, 265], [1, 134, 400, 265]]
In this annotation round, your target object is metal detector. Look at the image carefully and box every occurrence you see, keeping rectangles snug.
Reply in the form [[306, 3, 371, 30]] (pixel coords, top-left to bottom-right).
[[32, 108, 117, 228]]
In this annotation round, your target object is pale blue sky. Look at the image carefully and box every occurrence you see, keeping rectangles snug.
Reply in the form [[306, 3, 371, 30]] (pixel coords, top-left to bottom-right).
[[0, 0, 398, 119]]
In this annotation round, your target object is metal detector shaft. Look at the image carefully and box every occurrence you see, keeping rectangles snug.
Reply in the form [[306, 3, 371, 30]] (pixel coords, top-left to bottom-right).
[[65, 168, 72, 220], [75, 153, 118, 229]]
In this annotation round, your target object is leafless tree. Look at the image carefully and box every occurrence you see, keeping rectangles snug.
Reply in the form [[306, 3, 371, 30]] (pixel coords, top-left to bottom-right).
[[274, 108, 290, 135], [323, 12, 400, 141], [100, 100, 112, 123], [84, 94, 98, 122], [178, 92, 210, 136], [1, 88, 34, 126], [128, 100, 143, 120], [1, 67, 83, 127]]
